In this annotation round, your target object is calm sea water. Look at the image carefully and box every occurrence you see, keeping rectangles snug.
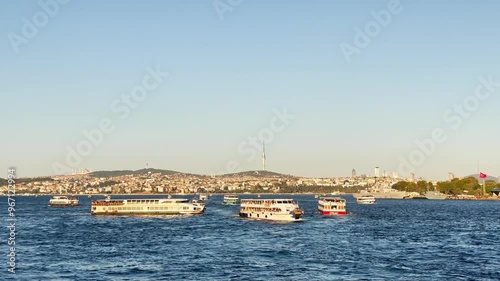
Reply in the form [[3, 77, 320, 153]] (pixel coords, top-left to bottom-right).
[[2, 195, 499, 280]]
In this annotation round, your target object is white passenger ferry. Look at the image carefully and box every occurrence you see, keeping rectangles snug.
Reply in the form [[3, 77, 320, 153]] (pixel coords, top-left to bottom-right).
[[239, 199, 303, 222], [48, 196, 79, 207], [223, 194, 239, 205], [91, 196, 205, 215], [318, 197, 347, 215], [357, 194, 376, 204]]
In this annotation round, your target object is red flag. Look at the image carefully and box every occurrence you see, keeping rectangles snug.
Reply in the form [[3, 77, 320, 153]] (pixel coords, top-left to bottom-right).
[[480, 172, 487, 178]]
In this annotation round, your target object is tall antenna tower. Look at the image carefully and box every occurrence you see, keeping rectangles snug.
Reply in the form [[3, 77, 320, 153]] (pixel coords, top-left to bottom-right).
[[262, 141, 266, 171]]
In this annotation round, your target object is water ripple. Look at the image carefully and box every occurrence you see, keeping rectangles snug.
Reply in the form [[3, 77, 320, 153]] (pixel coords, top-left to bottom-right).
[[1, 195, 499, 280]]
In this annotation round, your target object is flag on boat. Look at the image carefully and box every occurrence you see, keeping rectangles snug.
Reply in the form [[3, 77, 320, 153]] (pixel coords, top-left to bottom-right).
[[479, 172, 487, 178]]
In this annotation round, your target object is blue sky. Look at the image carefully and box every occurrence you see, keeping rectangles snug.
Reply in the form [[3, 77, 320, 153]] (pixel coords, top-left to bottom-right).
[[1, 0, 499, 180]]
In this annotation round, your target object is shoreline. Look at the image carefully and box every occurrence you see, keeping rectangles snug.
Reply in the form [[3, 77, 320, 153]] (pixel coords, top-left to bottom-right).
[[3, 193, 500, 201], [4, 192, 334, 196]]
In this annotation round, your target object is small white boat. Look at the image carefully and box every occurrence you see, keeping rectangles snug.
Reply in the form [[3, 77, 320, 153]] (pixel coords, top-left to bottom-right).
[[357, 194, 376, 204], [239, 199, 303, 222], [223, 194, 239, 205], [49, 196, 79, 207], [318, 197, 347, 215]]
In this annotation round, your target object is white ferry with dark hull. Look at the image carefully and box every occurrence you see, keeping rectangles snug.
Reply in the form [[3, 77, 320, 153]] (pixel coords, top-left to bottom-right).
[[49, 196, 79, 207], [91, 197, 205, 216], [239, 199, 304, 222]]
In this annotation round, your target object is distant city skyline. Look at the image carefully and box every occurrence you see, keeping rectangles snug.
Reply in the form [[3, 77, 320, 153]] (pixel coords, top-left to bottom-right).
[[2, 1, 500, 180], [9, 163, 498, 183]]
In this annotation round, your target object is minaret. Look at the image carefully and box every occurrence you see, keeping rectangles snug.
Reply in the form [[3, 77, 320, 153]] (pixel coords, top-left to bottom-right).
[[262, 141, 266, 171]]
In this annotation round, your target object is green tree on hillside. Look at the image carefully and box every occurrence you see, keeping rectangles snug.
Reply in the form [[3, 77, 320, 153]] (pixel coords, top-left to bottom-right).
[[437, 177, 480, 195], [392, 181, 416, 192]]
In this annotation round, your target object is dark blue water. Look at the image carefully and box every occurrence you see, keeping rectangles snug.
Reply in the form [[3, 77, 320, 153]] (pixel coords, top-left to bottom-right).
[[2, 195, 499, 280]]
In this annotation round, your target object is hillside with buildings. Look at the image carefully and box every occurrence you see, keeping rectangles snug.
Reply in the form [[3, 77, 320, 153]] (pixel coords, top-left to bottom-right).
[[2, 168, 499, 197], [1, 168, 383, 195]]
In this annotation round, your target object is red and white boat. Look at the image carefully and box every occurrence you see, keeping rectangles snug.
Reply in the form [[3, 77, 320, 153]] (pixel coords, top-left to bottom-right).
[[318, 197, 347, 215]]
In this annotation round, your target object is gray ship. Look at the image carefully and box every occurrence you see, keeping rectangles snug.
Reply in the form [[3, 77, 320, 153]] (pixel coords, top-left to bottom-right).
[[354, 189, 447, 200]]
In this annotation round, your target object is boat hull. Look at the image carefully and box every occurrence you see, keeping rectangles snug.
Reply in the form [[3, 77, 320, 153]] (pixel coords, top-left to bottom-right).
[[239, 211, 302, 222], [49, 203, 79, 207], [91, 210, 204, 216], [223, 201, 238, 205], [357, 200, 376, 204], [318, 208, 346, 215]]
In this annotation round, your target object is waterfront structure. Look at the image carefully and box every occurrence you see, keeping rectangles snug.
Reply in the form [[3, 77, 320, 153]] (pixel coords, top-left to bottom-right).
[[239, 199, 303, 221], [91, 196, 205, 215], [425, 191, 447, 200]]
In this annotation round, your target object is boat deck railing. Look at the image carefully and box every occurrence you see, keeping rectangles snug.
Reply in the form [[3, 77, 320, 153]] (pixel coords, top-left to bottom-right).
[[92, 201, 124, 206], [240, 199, 296, 205]]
